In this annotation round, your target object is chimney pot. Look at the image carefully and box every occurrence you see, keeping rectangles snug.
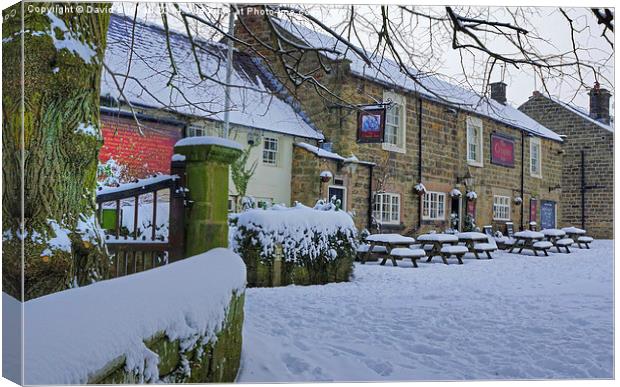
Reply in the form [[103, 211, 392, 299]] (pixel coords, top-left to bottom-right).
[[490, 82, 507, 105], [588, 84, 611, 124]]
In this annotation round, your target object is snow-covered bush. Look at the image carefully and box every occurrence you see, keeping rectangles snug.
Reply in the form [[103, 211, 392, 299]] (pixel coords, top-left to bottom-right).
[[97, 157, 128, 186], [230, 202, 358, 287], [466, 191, 478, 201]]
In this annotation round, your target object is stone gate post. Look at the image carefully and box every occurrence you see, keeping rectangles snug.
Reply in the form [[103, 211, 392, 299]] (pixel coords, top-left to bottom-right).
[[174, 137, 242, 256]]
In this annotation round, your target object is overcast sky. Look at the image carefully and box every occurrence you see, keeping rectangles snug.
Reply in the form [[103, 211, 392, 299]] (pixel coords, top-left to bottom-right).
[[113, 1, 614, 118]]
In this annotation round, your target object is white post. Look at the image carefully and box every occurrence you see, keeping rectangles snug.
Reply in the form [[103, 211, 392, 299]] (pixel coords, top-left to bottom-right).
[[223, 5, 235, 139]]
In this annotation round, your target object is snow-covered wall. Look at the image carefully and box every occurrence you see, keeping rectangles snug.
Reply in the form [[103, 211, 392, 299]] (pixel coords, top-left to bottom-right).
[[230, 203, 358, 286], [20, 248, 246, 384]]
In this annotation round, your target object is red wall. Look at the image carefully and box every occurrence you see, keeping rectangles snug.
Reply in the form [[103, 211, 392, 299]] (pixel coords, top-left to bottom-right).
[[99, 114, 183, 179]]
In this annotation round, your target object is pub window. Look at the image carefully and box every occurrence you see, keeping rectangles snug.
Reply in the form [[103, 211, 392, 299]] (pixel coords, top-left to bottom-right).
[[466, 116, 483, 167], [373, 192, 400, 224], [262, 137, 278, 165], [422, 191, 446, 220], [530, 137, 542, 178], [493, 195, 511, 221], [382, 91, 406, 153]]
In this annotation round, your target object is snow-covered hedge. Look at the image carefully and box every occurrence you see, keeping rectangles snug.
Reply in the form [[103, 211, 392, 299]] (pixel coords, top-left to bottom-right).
[[230, 203, 358, 287], [20, 248, 246, 384]]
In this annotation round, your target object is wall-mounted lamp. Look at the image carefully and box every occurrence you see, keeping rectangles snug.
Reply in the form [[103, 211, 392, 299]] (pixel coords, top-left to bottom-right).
[[457, 170, 474, 187]]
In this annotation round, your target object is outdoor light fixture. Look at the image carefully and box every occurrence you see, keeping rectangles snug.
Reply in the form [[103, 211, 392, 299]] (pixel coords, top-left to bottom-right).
[[458, 170, 474, 187]]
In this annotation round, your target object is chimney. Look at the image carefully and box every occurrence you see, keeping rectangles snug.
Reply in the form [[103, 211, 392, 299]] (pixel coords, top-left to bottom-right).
[[490, 82, 507, 105], [589, 82, 611, 124]]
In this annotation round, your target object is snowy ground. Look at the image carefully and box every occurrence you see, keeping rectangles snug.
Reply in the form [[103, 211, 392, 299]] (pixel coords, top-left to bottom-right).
[[239, 240, 614, 382]]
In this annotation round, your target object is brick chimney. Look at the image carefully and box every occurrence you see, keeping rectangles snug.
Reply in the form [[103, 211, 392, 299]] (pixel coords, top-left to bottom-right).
[[588, 82, 611, 124], [490, 82, 507, 105]]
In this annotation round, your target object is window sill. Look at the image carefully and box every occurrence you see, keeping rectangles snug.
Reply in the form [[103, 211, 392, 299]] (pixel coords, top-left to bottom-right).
[[493, 218, 512, 222], [467, 160, 483, 168], [262, 162, 278, 167], [422, 218, 446, 221], [382, 143, 406, 154], [530, 173, 542, 179]]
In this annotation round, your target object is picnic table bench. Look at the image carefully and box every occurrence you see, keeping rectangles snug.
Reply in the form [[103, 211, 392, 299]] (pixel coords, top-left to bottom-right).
[[540, 229, 574, 253], [416, 233, 461, 264], [509, 230, 552, 256], [362, 234, 418, 266], [561, 227, 593, 249], [458, 231, 496, 259]]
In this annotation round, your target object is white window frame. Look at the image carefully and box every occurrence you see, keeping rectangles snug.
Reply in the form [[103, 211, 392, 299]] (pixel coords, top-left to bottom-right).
[[328, 185, 347, 211], [530, 137, 542, 178], [373, 192, 401, 225], [187, 126, 206, 137], [493, 195, 511, 221], [422, 191, 446, 221], [262, 137, 278, 166], [466, 116, 484, 167], [382, 91, 406, 153]]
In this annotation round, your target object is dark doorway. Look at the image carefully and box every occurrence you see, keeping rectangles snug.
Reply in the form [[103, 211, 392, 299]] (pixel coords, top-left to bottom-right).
[[450, 196, 462, 231]]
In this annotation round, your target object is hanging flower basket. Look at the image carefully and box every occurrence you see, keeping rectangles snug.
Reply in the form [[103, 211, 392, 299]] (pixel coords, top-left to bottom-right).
[[320, 170, 332, 183], [466, 191, 477, 201], [514, 196, 523, 205], [414, 183, 427, 196], [450, 188, 462, 198]]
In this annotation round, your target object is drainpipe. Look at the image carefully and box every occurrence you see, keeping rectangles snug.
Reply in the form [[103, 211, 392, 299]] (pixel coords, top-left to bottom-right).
[[417, 97, 423, 229], [581, 150, 586, 229], [520, 132, 525, 231], [367, 164, 374, 231]]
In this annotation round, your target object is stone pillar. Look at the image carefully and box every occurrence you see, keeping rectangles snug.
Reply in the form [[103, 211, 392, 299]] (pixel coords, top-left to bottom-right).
[[174, 137, 242, 256]]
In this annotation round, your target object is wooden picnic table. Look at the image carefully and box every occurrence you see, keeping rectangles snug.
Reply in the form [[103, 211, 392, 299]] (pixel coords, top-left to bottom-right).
[[509, 230, 545, 255], [362, 233, 416, 266], [561, 227, 586, 241], [540, 228, 566, 244], [457, 232, 491, 259], [416, 233, 459, 263]]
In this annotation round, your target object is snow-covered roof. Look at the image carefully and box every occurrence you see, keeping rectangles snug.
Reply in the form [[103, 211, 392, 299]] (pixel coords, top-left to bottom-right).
[[274, 19, 563, 142], [102, 14, 323, 140], [295, 142, 345, 161], [536, 93, 614, 133]]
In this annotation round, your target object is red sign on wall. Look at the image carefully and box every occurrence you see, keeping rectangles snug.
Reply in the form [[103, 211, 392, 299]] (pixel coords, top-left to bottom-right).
[[530, 199, 538, 223], [490, 134, 515, 167], [467, 199, 476, 217]]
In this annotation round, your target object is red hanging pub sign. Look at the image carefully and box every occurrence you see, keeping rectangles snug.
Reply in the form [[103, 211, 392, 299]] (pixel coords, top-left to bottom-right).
[[490, 133, 515, 167]]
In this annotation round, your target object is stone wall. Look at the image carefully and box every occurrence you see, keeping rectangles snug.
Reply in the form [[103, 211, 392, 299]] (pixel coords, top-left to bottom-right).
[[90, 293, 244, 384], [519, 93, 613, 238]]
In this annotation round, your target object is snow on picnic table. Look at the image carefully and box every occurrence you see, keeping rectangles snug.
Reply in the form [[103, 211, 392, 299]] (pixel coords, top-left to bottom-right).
[[239, 240, 613, 381]]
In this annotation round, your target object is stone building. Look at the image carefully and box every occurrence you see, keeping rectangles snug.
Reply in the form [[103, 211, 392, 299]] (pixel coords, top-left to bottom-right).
[[235, 9, 565, 234], [519, 86, 614, 238]]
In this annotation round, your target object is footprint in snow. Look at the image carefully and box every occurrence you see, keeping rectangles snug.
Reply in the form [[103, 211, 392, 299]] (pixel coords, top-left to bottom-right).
[[281, 353, 310, 375], [362, 359, 394, 376]]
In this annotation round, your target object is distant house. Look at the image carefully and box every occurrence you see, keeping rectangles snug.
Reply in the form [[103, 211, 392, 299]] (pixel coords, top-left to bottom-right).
[[519, 86, 614, 238], [235, 9, 565, 233], [100, 14, 323, 209]]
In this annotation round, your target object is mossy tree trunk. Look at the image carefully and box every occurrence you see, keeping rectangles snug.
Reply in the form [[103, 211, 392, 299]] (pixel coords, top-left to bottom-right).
[[2, 2, 112, 300]]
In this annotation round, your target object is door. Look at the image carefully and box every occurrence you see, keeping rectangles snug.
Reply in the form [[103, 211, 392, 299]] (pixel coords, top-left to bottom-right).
[[540, 200, 556, 229], [450, 196, 462, 231], [328, 186, 346, 210]]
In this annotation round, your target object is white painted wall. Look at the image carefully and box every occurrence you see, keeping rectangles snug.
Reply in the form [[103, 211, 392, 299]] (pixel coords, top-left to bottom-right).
[[228, 130, 293, 206]]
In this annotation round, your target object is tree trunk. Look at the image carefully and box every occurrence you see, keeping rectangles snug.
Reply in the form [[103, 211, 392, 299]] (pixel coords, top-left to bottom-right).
[[2, 2, 112, 300]]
